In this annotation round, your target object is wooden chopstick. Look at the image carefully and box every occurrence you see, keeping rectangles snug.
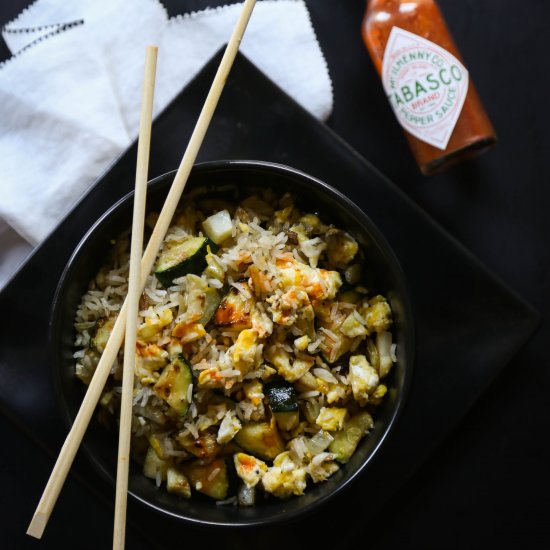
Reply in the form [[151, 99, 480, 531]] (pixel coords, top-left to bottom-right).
[[26, 0, 257, 539], [112, 45, 158, 550]]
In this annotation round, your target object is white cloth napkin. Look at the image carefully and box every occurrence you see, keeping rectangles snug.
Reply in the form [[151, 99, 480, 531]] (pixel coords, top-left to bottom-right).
[[0, 0, 333, 289]]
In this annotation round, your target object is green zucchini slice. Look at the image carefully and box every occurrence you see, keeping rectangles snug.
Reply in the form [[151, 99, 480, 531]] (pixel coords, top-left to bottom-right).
[[273, 411, 299, 431], [214, 284, 254, 329], [265, 378, 300, 431], [166, 466, 191, 498], [176, 430, 220, 460], [143, 445, 168, 481], [153, 356, 193, 415], [234, 421, 285, 461], [154, 236, 216, 287], [265, 378, 299, 413], [184, 274, 221, 325], [183, 458, 229, 500], [328, 410, 374, 463]]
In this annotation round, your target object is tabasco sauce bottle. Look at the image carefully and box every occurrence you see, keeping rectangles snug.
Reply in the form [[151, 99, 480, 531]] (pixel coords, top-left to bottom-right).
[[362, 0, 497, 175]]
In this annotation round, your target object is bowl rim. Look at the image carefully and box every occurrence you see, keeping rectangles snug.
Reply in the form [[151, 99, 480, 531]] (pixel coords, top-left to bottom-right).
[[49, 159, 415, 527]]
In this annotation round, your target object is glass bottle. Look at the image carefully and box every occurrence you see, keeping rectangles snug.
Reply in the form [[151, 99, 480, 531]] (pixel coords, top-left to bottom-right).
[[362, 0, 497, 175]]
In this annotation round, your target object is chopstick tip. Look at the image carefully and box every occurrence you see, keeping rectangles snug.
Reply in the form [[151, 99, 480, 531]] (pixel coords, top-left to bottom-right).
[[27, 512, 48, 539]]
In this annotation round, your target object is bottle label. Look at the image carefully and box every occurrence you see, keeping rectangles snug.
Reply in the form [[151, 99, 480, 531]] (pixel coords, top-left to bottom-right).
[[382, 27, 469, 150]]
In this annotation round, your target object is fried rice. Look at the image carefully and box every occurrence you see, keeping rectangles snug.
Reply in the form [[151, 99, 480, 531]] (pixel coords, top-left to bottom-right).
[[73, 188, 396, 504]]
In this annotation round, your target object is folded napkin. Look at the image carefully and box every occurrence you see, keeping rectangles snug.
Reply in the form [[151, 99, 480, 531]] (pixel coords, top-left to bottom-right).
[[0, 0, 333, 260]]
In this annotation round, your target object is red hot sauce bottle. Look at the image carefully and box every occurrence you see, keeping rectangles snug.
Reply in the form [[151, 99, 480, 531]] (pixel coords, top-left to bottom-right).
[[362, 0, 497, 175]]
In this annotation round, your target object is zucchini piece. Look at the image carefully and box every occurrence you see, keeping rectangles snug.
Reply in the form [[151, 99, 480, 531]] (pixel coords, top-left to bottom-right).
[[208, 391, 238, 410], [265, 378, 299, 412], [154, 236, 216, 287], [202, 210, 233, 245], [153, 356, 193, 415], [148, 434, 166, 459], [295, 303, 315, 339], [265, 378, 300, 431], [338, 289, 361, 305], [183, 458, 229, 500], [143, 446, 168, 481], [219, 440, 243, 457], [300, 399, 321, 425], [204, 253, 225, 282], [201, 287, 221, 325], [214, 284, 254, 330], [181, 274, 220, 326], [166, 466, 191, 498], [234, 420, 285, 461], [176, 430, 220, 460], [274, 411, 299, 431], [328, 411, 374, 463]]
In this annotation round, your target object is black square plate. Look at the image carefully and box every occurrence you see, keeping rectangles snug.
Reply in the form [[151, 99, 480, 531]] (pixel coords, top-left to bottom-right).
[[0, 50, 539, 548]]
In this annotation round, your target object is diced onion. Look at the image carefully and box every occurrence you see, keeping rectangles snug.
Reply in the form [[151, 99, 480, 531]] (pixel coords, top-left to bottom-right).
[[202, 210, 233, 244]]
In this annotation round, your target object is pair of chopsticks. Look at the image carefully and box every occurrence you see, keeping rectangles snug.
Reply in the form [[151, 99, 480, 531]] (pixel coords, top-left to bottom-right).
[[27, 0, 257, 547]]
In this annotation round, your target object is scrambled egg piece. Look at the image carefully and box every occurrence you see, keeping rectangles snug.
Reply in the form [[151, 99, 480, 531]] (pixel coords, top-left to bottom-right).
[[243, 380, 264, 405], [167, 337, 183, 358], [276, 255, 342, 300], [264, 344, 291, 371], [217, 410, 242, 444], [137, 308, 173, 340], [349, 354, 380, 405], [234, 452, 268, 488], [325, 383, 349, 404], [232, 329, 259, 374], [197, 367, 225, 389], [262, 452, 307, 498], [369, 384, 388, 406], [294, 335, 310, 351], [299, 237, 326, 268], [363, 296, 392, 333], [340, 312, 368, 338], [172, 321, 206, 344], [248, 265, 273, 297], [316, 407, 348, 431], [136, 342, 169, 374], [279, 355, 315, 383], [325, 229, 359, 267], [306, 452, 339, 483], [265, 344, 315, 382], [251, 307, 274, 338], [267, 289, 310, 326]]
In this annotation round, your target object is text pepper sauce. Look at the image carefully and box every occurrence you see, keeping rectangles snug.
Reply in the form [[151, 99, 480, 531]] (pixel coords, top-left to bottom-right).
[[362, 0, 497, 175]]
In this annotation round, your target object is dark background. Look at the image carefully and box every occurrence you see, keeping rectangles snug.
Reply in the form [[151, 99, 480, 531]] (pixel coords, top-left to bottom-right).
[[1, 1, 548, 549]]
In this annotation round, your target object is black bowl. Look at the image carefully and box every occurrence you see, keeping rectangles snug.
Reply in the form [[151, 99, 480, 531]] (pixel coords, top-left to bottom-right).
[[50, 160, 414, 527]]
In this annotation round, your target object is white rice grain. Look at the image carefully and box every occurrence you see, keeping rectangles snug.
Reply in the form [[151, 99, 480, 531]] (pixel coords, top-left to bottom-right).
[[313, 368, 338, 384], [320, 327, 338, 341], [216, 496, 237, 506], [299, 391, 320, 399], [207, 467, 221, 482], [390, 343, 397, 362]]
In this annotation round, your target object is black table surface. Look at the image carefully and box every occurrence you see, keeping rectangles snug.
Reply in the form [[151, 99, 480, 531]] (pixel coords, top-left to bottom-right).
[[1, 1, 548, 549]]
